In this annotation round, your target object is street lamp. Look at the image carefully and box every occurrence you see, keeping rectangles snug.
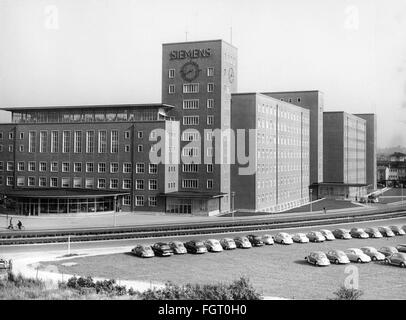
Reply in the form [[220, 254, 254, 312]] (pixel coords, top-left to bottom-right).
[[309, 188, 313, 212], [231, 192, 235, 222]]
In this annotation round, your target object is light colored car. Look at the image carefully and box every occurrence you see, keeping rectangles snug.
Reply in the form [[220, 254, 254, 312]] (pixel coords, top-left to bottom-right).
[[325, 250, 350, 264], [234, 236, 252, 249], [378, 246, 398, 257], [274, 232, 293, 245], [396, 244, 406, 253], [350, 228, 369, 239], [169, 241, 187, 254], [305, 251, 330, 267], [292, 233, 309, 243], [360, 247, 385, 261], [332, 229, 352, 240], [306, 231, 326, 242], [220, 238, 236, 250], [320, 229, 335, 241], [378, 226, 395, 237], [131, 245, 155, 258], [364, 227, 383, 238], [262, 234, 274, 245], [344, 248, 371, 263], [204, 239, 223, 252], [384, 253, 406, 268], [389, 225, 406, 236]]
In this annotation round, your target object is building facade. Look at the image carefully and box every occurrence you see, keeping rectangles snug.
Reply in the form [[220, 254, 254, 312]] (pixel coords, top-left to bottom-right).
[[231, 93, 310, 212], [161, 40, 238, 214], [319, 112, 367, 199]]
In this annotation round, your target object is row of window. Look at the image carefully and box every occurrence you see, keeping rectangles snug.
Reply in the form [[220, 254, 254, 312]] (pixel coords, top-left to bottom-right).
[[182, 99, 215, 109], [181, 179, 213, 189], [168, 83, 214, 94], [182, 164, 213, 173], [123, 195, 157, 207], [183, 115, 214, 125], [168, 67, 214, 79]]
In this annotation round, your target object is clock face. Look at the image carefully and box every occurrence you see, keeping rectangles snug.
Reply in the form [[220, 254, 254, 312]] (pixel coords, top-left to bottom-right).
[[228, 67, 235, 83], [180, 61, 200, 82]]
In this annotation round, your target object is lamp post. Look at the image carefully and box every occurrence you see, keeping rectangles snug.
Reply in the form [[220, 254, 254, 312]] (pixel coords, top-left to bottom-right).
[[113, 196, 117, 227], [309, 188, 313, 213], [231, 192, 235, 222]]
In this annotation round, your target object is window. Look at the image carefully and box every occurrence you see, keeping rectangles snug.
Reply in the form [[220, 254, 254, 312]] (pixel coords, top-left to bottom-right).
[[74, 131, 82, 153], [125, 145, 130, 152], [8, 132, 14, 140], [62, 162, 70, 172], [0, 161, 3, 171], [7, 176, 14, 186], [110, 162, 119, 173], [7, 161, 14, 171], [182, 179, 199, 189], [168, 84, 175, 94], [182, 147, 198, 157], [123, 163, 132, 173], [182, 131, 200, 141], [98, 178, 106, 189], [207, 67, 214, 77], [98, 130, 107, 153], [183, 83, 199, 93], [51, 131, 59, 153], [28, 162, 35, 172], [19, 145, 24, 152], [135, 196, 144, 206], [122, 195, 131, 206], [137, 131, 143, 139], [50, 177, 58, 188], [98, 163, 106, 173], [8, 145, 13, 152], [149, 163, 158, 174], [149, 131, 157, 141], [168, 69, 175, 78], [207, 99, 214, 109], [86, 162, 94, 173], [74, 162, 82, 172], [51, 162, 58, 172], [149, 179, 157, 190], [85, 178, 94, 189], [0, 176, 3, 185], [207, 147, 213, 157], [124, 131, 130, 139], [207, 115, 214, 125], [0, 132, 3, 139], [148, 196, 157, 207], [207, 164, 213, 173], [86, 131, 95, 153], [61, 178, 70, 188], [182, 99, 199, 109], [136, 163, 145, 173], [135, 179, 144, 190], [17, 162, 25, 171], [19, 132, 24, 139], [39, 162, 47, 172], [0, 145, 2, 152], [183, 116, 199, 125], [123, 179, 131, 189], [111, 130, 119, 153], [17, 176, 25, 187], [207, 83, 214, 92], [28, 131, 36, 153], [206, 131, 213, 141], [110, 179, 118, 189], [62, 131, 71, 153], [38, 177, 46, 187], [137, 145, 143, 152], [28, 177, 35, 186], [207, 179, 213, 189], [73, 177, 82, 188]]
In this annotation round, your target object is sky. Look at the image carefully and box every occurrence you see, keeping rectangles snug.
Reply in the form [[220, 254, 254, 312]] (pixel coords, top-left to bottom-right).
[[0, 0, 405, 148]]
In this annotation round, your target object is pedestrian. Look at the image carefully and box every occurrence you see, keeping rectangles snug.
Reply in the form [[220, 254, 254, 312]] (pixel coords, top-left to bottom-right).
[[17, 220, 23, 230], [7, 217, 13, 230], [323, 207, 327, 214]]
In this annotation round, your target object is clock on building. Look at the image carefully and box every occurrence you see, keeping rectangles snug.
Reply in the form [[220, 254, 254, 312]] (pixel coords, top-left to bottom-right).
[[180, 61, 201, 82]]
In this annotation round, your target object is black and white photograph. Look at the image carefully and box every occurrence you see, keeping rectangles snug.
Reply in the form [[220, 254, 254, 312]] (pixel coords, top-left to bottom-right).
[[0, 0, 405, 311]]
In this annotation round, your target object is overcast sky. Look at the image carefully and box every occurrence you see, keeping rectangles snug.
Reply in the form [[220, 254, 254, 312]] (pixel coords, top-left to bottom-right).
[[0, 0, 405, 148]]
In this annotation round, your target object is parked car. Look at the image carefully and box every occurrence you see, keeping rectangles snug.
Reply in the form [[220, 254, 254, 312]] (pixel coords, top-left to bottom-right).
[[320, 229, 335, 241], [389, 225, 406, 236], [184, 240, 207, 254], [204, 239, 223, 252], [360, 247, 385, 261], [384, 253, 406, 268], [131, 245, 155, 258], [292, 233, 310, 243], [364, 227, 383, 238], [220, 238, 237, 250], [332, 229, 352, 240], [344, 248, 371, 263], [306, 231, 326, 242], [305, 251, 330, 267], [395, 244, 406, 253], [247, 235, 264, 247], [350, 228, 369, 239], [234, 236, 252, 249], [168, 241, 187, 254], [262, 234, 274, 245], [151, 242, 173, 257], [378, 226, 395, 237], [378, 246, 398, 257], [325, 250, 350, 264], [0, 258, 12, 270], [274, 232, 293, 245]]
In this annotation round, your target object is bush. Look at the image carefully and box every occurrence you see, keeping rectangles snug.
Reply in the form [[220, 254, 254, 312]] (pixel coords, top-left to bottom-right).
[[332, 286, 364, 300], [65, 276, 128, 296]]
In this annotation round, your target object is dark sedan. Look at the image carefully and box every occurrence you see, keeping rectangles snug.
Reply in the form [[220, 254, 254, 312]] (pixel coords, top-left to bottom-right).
[[184, 240, 207, 254], [151, 242, 173, 257], [247, 235, 264, 247]]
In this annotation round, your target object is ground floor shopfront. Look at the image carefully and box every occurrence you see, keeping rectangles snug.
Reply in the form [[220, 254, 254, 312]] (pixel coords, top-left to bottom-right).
[[312, 183, 368, 200]]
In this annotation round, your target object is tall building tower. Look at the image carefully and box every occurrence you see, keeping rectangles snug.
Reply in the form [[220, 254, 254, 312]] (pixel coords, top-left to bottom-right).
[[162, 40, 238, 214]]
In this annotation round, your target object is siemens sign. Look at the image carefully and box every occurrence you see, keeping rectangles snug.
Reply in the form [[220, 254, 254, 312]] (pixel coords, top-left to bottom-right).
[[169, 48, 212, 60]]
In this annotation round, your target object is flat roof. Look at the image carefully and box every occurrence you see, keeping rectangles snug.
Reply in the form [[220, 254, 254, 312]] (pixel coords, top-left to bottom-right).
[[3, 189, 130, 198], [160, 191, 226, 199], [262, 90, 323, 94], [231, 92, 309, 111], [311, 182, 368, 187], [162, 39, 237, 49], [0, 103, 174, 112]]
